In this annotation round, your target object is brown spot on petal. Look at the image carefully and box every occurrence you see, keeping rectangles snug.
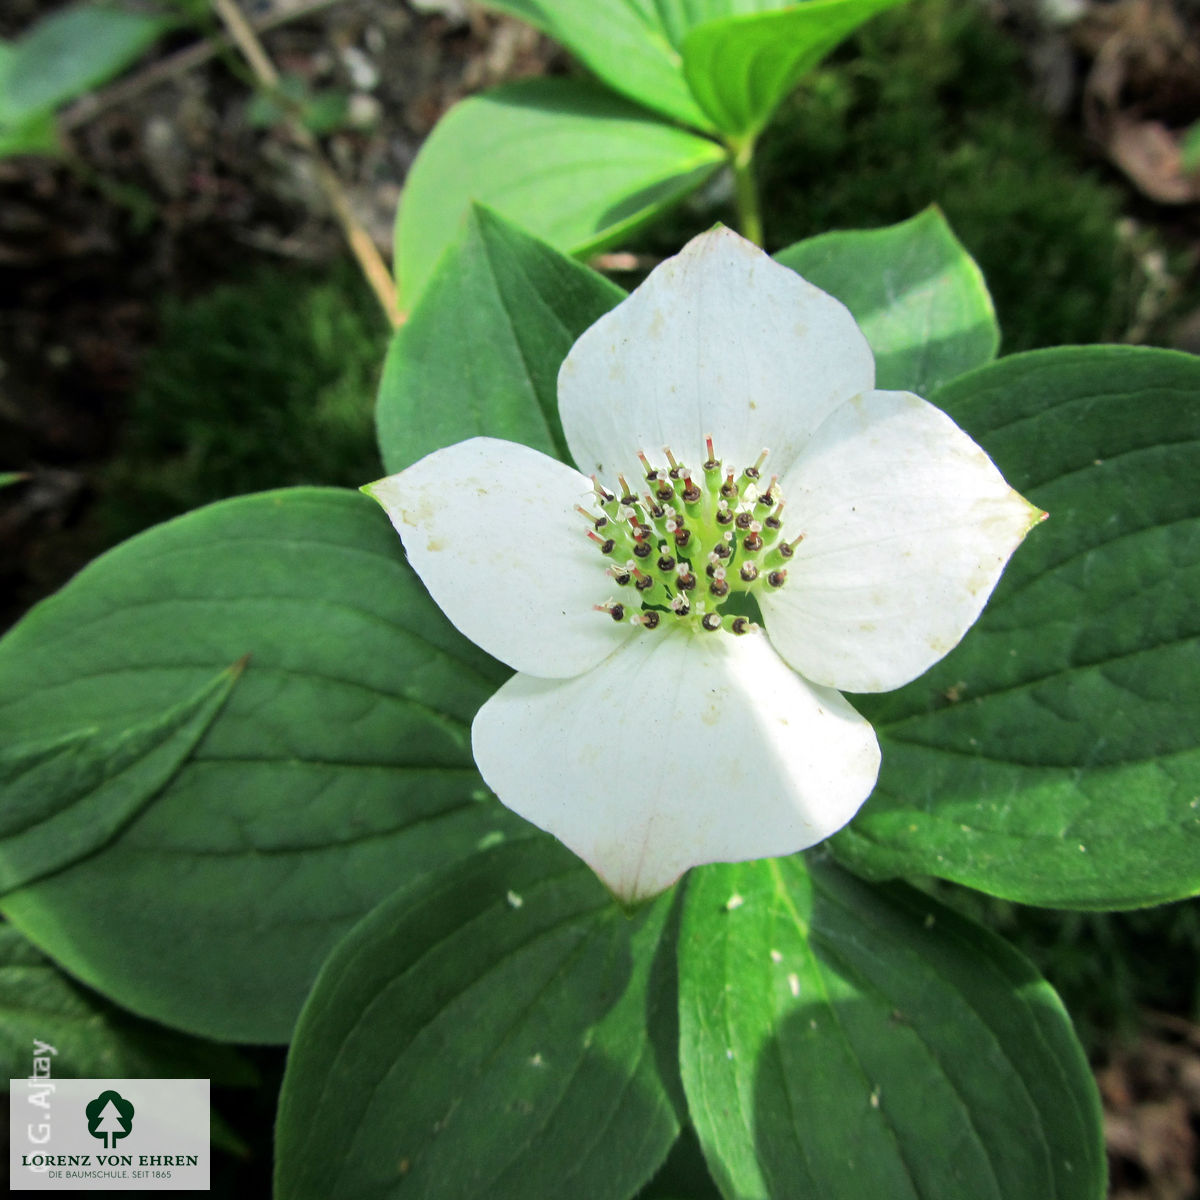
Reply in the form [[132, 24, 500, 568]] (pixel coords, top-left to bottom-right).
[[400, 496, 436, 527]]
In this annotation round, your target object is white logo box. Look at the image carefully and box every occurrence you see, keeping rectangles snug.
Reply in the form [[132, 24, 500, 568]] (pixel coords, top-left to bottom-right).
[[10, 1078, 210, 1192]]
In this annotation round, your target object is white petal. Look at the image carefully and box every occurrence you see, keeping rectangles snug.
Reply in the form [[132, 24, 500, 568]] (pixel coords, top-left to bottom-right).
[[559, 227, 875, 485], [471, 630, 880, 903], [364, 437, 632, 678], [762, 391, 1044, 693]]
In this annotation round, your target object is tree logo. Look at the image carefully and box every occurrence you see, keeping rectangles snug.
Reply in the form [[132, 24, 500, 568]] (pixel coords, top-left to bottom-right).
[[85, 1089, 135, 1149]]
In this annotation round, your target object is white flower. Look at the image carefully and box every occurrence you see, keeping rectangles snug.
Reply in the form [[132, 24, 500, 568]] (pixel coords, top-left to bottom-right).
[[365, 228, 1042, 903]]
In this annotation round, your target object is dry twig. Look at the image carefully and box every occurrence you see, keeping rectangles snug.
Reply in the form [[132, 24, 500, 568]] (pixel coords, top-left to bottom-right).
[[210, 0, 403, 327], [60, 0, 344, 131]]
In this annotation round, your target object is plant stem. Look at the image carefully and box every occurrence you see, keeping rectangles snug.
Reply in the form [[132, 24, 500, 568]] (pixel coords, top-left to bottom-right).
[[61, 151, 159, 230], [210, 0, 403, 328], [730, 136, 764, 247]]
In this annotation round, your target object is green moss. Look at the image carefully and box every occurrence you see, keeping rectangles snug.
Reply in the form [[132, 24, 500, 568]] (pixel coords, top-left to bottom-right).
[[100, 262, 388, 542], [752, 0, 1139, 352]]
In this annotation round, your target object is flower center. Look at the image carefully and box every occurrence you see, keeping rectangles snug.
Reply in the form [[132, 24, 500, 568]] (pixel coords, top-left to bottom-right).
[[582, 437, 801, 635]]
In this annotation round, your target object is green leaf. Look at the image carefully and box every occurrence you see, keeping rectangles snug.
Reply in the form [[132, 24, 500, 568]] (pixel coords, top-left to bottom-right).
[[477, 0, 712, 128], [394, 77, 724, 309], [298, 89, 350, 137], [0, 923, 254, 1084], [478, 1, 832, 130], [774, 208, 999, 395], [1180, 118, 1200, 174], [834, 346, 1200, 908], [0, 472, 29, 489], [0, 4, 170, 125], [679, 855, 1104, 1200], [379, 206, 624, 473], [245, 75, 350, 137], [275, 839, 683, 1200], [0, 662, 241, 895], [0, 109, 60, 157], [682, 0, 910, 139], [0, 488, 527, 1042]]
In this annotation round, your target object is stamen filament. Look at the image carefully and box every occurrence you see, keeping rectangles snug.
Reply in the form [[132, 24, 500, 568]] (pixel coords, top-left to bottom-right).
[[588, 438, 795, 634]]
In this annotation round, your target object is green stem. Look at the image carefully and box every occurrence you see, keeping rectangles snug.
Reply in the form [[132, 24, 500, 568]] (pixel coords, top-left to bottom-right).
[[730, 136, 764, 247], [61, 152, 158, 232]]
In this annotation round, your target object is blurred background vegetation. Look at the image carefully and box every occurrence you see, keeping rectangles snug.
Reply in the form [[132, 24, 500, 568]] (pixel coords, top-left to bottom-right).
[[99, 0, 1194, 542]]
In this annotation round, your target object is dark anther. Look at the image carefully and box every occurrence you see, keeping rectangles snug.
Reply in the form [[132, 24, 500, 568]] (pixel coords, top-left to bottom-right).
[[682, 482, 702, 504], [767, 570, 787, 588], [609, 604, 625, 621], [673, 599, 691, 617], [779, 541, 795, 558], [709, 579, 730, 599], [742, 466, 760, 481], [674, 527, 691, 549], [757, 491, 775, 508], [740, 563, 758, 582], [716, 507, 734, 525], [702, 613, 722, 631], [713, 543, 731, 560], [636, 573, 654, 592], [633, 541, 652, 559], [720, 477, 738, 500], [735, 512, 752, 530], [655, 482, 674, 503], [594, 515, 609, 530], [600, 538, 615, 555], [743, 532, 764, 553], [703, 458, 720, 472], [765, 515, 782, 530], [613, 570, 631, 586], [668, 465, 685, 481], [642, 610, 661, 629], [621, 493, 638, 507], [645, 501, 665, 519], [677, 571, 697, 591], [731, 617, 750, 635], [657, 554, 675, 572]]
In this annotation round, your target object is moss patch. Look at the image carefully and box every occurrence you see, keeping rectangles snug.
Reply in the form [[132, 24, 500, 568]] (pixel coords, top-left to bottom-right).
[[752, 0, 1139, 352], [100, 262, 388, 542]]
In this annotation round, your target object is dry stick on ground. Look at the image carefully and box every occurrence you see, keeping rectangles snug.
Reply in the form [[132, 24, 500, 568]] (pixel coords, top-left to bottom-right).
[[210, 0, 404, 328], [60, 0, 345, 131]]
